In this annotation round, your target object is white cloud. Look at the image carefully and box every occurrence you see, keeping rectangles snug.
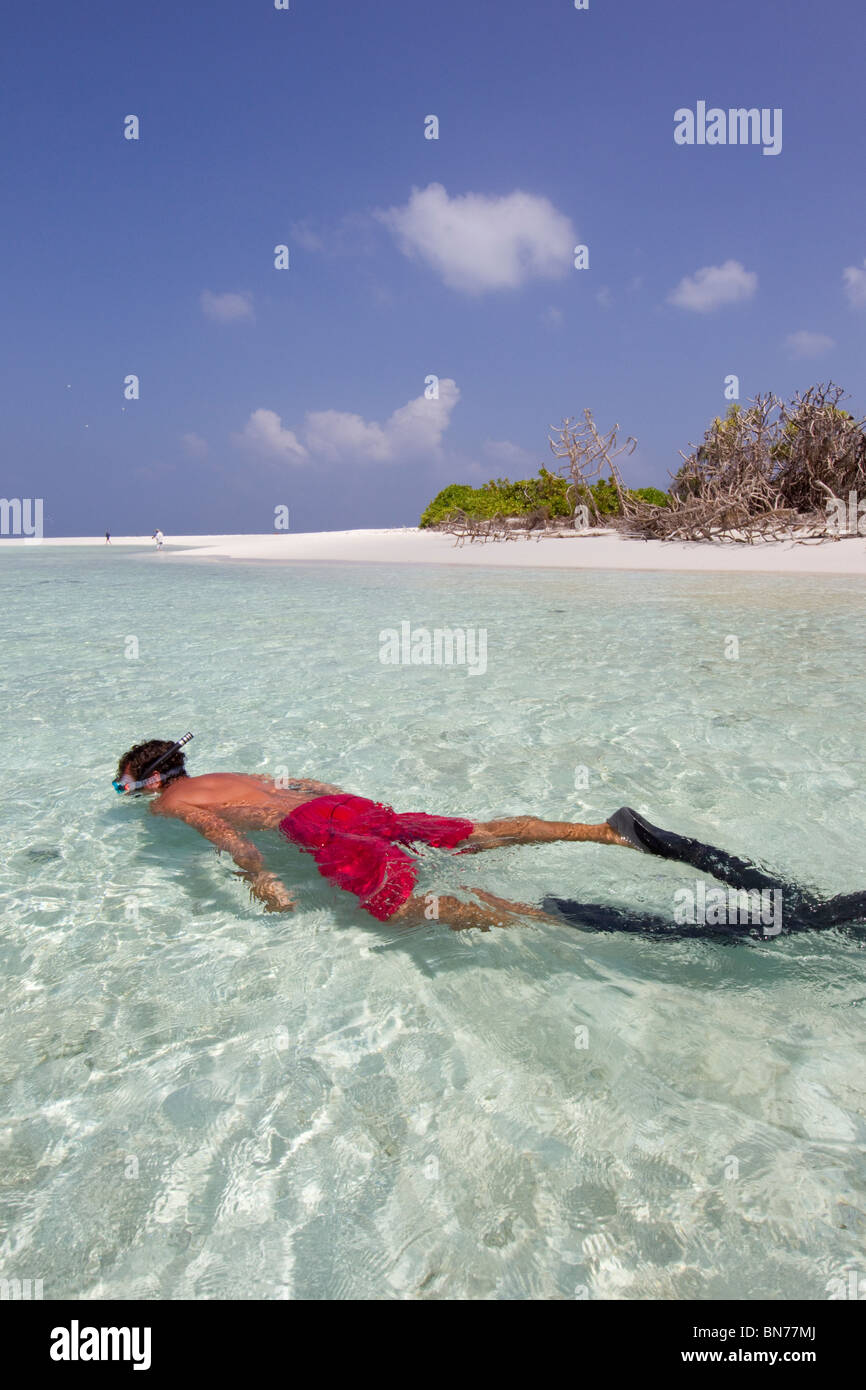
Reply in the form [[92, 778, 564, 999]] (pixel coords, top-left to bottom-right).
[[482, 439, 538, 472], [201, 290, 255, 322], [461, 460, 489, 480], [843, 260, 866, 308], [304, 410, 390, 463], [235, 380, 461, 467], [785, 329, 835, 359], [668, 260, 757, 312], [182, 432, 209, 459], [287, 212, 376, 259], [234, 409, 309, 463], [381, 379, 461, 456], [289, 220, 326, 253], [376, 183, 575, 294]]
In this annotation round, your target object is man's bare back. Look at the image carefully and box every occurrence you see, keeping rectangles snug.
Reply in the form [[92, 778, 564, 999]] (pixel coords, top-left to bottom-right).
[[148, 773, 346, 912], [153, 772, 345, 830]]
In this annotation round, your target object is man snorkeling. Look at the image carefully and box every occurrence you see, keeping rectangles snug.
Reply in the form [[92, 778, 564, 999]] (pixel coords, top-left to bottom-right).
[[114, 735, 866, 938], [113, 735, 637, 928]]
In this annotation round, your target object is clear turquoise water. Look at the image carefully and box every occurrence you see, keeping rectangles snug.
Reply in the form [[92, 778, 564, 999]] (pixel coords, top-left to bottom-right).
[[1, 546, 865, 1300]]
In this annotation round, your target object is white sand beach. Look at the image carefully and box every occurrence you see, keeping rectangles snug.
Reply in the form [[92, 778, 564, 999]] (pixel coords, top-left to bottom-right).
[[10, 528, 866, 574]]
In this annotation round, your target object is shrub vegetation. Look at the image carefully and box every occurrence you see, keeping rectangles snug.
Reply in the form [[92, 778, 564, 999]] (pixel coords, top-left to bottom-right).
[[419, 468, 669, 528]]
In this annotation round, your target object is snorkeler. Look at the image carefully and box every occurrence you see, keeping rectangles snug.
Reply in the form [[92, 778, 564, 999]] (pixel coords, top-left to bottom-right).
[[113, 737, 866, 937], [114, 736, 634, 926]]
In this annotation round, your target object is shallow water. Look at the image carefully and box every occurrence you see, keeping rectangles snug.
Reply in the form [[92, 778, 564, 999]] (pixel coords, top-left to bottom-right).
[[1, 546, 865, 1300]]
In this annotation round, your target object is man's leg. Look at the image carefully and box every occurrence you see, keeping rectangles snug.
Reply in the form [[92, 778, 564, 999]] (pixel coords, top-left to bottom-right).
[[460, 815, 633, 852], [392, 888, 556, 932]]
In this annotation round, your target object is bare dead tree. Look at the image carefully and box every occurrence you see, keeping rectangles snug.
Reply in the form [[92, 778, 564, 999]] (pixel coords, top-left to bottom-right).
[[548, 410, 638, 526], [630, 384, 866, 543], [435, 385, 866, 546], [775, 384, 866, 512], [444, 509, 519, 546]]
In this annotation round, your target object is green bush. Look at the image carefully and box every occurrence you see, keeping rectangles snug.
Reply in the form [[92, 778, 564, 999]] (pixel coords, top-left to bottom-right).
[[572, 478, 670, 516], [632, 486, 670, 508], [419, 469, 670, 527], [571, 476, 621, 516], [419, 468, 572, 527]]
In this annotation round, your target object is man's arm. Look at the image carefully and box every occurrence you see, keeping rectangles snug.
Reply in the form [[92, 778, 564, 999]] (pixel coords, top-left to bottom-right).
[[153, 804, 294, 912]]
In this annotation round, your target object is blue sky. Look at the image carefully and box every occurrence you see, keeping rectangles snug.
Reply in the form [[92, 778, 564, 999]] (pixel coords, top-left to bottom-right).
[[2, 0, 864, 535]]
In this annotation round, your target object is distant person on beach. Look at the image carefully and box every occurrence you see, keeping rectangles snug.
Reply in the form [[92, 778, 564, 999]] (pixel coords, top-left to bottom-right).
[[113, 741, 866, 936], [105, 530, 111, 544], [152, 530, 164, 550]]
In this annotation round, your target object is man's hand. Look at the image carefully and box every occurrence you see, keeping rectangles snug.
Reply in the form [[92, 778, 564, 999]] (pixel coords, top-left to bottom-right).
[[237, 870, 296, 913]]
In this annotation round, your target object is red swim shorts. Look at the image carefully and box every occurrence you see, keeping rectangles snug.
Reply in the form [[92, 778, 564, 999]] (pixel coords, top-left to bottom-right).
[[279, 793, 475, 921]]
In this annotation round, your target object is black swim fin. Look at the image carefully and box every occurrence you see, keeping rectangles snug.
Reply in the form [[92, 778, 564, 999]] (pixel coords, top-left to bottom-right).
[[792, 889, 866, 930], [598, 807, 866, 935], [607, 805, 692, 858], [607, 806, 795, 898], [541, 896, 745, 940]]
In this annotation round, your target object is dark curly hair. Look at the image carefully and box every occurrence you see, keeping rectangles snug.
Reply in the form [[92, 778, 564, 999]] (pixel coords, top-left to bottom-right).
[[115, 739, 189, 786]]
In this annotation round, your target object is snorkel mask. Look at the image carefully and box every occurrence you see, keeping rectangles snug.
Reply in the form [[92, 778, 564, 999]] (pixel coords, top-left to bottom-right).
[[113, 732, 194, 794]]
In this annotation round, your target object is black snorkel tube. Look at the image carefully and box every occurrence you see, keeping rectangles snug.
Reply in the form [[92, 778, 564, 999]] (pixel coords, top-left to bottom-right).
[[113, 731, 194, 794]]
